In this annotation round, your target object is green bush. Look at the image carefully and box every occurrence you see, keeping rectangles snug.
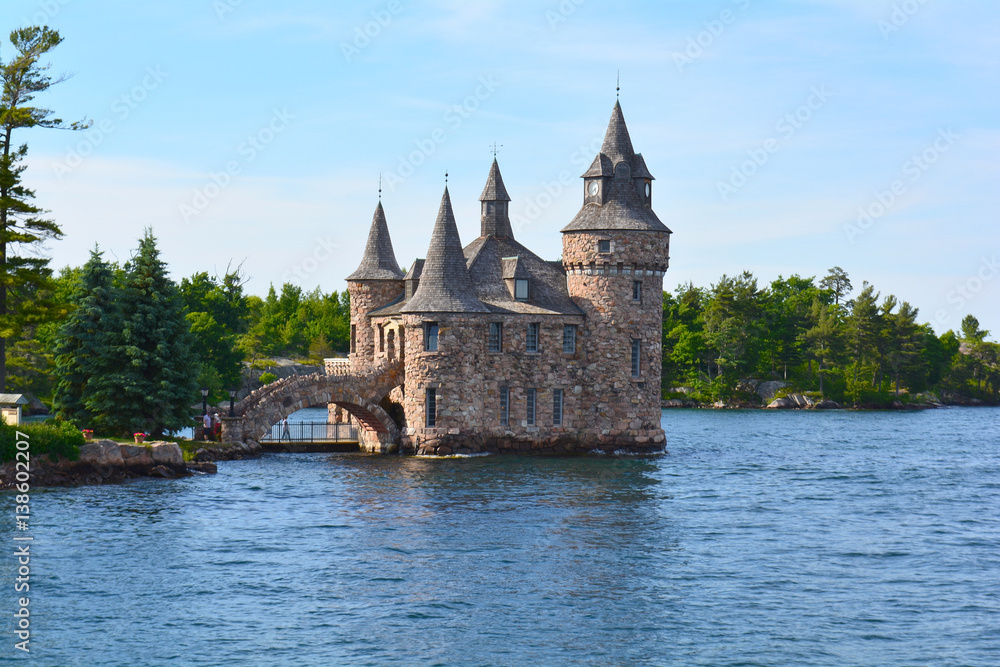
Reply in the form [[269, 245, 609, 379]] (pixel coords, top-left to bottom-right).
[[258, 372, 278, 385], [0, 421, 85, 464]]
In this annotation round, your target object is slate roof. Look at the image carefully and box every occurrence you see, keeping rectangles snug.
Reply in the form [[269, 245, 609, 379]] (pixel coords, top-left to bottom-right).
[[401, 188, 490, 314], [601, 101, 636, 164], [479, 158, 511, 202], [347, 201, 405, 281], [463, 236, 584, 316], [563, 177, 671, 233], [562, 101, 671, 234]]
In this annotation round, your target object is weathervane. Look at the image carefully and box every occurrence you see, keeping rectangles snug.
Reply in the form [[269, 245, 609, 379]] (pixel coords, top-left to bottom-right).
[[378, 173, 382, 200], [445, 170, 449, 185], [617, 70, 621, 100], [491, 142, 503, 158]]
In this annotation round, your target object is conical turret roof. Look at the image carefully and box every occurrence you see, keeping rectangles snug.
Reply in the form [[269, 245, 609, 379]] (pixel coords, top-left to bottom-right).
[[601, 101, 636, 164], [347, 201, 405, 281], [402, 187, 489, 313], [563, 101, 670, 234], [479, 158, 511, 202]]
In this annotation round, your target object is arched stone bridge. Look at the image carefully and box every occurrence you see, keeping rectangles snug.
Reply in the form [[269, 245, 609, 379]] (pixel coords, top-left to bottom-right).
[[224, 358, 404, 454]]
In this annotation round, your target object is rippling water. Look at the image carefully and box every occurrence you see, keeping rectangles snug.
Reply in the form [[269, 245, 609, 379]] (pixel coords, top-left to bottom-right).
[[3, 408, 999, 665]]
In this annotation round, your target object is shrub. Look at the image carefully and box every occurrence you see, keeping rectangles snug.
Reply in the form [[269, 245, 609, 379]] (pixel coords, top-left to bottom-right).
[[0, 421, 85, 464], [258, 372, 278, 385]]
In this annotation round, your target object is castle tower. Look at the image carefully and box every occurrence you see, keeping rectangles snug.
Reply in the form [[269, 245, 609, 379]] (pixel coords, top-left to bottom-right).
[[562, 101, 671, 444], [347, 201, 405, 369], [400, 187, 489, 454], [479, 158, 513, 239]]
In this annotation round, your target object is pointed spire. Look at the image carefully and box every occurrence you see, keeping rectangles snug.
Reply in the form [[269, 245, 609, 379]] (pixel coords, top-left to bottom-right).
[[479, 158, 511, 202], [601, 100, 635, 164], [402, 187, 489, 313], [347, 201, 405, 281], [479, 159, 513, 239]]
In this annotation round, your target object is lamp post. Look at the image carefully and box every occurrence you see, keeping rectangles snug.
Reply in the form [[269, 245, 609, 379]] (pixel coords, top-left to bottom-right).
[[201, 388, 209, 416], [228, 389, 237, 418]]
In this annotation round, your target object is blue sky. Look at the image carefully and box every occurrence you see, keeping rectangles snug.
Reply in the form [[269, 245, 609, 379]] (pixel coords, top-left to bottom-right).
[[3, 0, 998, 337]]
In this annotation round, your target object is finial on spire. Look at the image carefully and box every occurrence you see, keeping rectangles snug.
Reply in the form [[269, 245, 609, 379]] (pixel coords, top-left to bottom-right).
[[378, 173, 382, 200], [617, 70, 620, 100], [445, 170, 449, 185], [491, 142, 503, 159]]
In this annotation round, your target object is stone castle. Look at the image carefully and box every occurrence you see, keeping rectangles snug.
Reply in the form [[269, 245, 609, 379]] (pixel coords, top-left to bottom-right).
[[346, 100, 671, 455]]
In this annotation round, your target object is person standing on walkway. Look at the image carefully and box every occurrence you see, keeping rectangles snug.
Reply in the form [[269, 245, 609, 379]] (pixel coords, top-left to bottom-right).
[[203, 412, 212, 441], [281, 417, 291, 442]]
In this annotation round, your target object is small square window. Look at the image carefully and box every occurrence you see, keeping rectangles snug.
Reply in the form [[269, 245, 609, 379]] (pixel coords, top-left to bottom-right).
[[424, 322, 439, 352], [598, 240, 611, 253], [563, 325, 577, 354], [499, 387, 509, 426], [631, 339, 642, 378], [426, 388, 437, 428], [526, 323, 539, 353], [515, 279, 529, 301], [489, 322, 503, 352]]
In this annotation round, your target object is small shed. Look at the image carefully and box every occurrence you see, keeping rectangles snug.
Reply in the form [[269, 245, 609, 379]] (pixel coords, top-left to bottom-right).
[[0, 394, 29, 427]]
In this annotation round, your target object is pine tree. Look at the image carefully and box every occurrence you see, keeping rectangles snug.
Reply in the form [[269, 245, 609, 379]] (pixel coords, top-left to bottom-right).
[[0, 26, 89, 391], [109, 230, 197, 437], [52, 248, 117, 429]]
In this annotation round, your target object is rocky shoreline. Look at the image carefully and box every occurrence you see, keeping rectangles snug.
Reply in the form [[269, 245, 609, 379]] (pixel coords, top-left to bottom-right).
[[0, 438, 263, 489], [661, 391, 968, 411]]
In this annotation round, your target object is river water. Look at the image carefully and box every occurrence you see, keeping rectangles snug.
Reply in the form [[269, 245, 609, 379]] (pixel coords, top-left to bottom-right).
[[3, 408, 999, 665]]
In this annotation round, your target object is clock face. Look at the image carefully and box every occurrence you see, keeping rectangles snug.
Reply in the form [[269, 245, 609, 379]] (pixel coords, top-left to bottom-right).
[[645, 182, 651, 197], [588, 181, 599, 196]]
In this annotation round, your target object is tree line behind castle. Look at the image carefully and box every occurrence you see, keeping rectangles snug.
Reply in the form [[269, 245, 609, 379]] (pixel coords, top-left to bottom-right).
[[8, 241, 997, 439]]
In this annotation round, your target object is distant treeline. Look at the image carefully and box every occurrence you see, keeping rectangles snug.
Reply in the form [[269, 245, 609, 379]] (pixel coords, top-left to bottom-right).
[[662, 267, 999, 406]]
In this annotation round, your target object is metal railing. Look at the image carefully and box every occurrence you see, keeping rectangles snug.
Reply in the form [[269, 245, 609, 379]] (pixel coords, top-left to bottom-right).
[[261, 422, 358, 444]]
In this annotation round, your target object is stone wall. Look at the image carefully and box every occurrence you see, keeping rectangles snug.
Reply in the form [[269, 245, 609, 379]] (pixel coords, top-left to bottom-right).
[[398, 310, 664, 456], [347, 280, 404, 372], [561, 229, 670, 451]]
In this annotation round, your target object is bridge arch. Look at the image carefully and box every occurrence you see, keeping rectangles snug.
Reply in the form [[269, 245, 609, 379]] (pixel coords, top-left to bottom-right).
[[232, 360, 404, 454]]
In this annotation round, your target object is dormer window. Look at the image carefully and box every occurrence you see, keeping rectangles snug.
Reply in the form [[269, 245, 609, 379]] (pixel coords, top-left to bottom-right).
[[515, 279, 529, 301], [598, 240, 611, 254]]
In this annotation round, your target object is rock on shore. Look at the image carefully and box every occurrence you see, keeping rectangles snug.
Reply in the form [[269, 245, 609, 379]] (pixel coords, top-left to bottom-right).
[[766, 394, 842, 410], [1, 440, 205, 489]]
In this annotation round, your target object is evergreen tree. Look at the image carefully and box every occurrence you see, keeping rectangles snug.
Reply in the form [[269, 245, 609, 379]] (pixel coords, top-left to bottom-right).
[[52, 248, 117, 428], [180, 268, 249, 397], [819, 266, 852, 307], [0, 26, 89, 391], [106, 230, 196, 437], [803, 297, 840, 396]]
